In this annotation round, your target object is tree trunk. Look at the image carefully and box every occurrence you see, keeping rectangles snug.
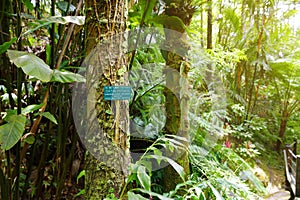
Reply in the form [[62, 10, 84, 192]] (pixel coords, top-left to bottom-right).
[[207, 0, 213, 49], [200, 8, 204, 47], [84, 0, 129, 199], [276, 102, 289, 153], [236, 62, 243, 95], [162, 0, 195, 192], [0, 0, 13, 92]]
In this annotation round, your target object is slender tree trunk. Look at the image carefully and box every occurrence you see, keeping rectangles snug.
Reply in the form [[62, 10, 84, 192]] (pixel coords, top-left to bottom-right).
[[207, 0, 213, 49], [236, 62, 243, 95], [84, 0, 129, 199], [246, 3, 266, 118], [241, 0, 246, 41], [162, 0, 195, 192], [246, 63, 257, 120], [206, 0, 213, 85], [236, 0, 246, 96], [235, 62, 243, 123], [276, 102, 289, 152], [0, 0, 12, 87], [200, 8, 204, 47]]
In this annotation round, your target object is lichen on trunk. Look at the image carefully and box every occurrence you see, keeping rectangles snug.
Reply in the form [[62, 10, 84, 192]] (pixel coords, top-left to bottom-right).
[[84, 0, 129, 199], [161, 0, 195, 192]]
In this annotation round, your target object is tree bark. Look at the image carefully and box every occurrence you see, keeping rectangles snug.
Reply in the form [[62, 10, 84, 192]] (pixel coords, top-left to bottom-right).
[[162, 0, 195, 192], [0, 0, 13, 92], [236, 62, 243, 95], [276, 102, 289, 153], [207, 0, 213, 49], [84, 0, 129, 199]]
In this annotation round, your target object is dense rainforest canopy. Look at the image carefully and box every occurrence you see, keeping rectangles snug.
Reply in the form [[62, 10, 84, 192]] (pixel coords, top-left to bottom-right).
[[0, 0, 300, 199]]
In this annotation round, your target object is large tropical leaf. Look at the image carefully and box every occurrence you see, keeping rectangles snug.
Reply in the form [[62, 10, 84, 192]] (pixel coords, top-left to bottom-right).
[[0, 114, 26, 150], [23, 16, 85, 35], [224, 7, 240, 32], [7, 50, 85, 83], [164, 156, 185, 181], [127, 191, 149, 200], [270, 58, 300, 93], [51, 69, 86, 83], [270, 58, 300, 77], [7, 50, 53, 82], [137, 165, 151, 191], [145, 154, 185, 181], [149, 15, 186, 32]]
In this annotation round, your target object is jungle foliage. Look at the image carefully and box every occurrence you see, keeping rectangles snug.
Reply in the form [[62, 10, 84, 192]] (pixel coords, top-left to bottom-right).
[[0, 0, 299, 199]]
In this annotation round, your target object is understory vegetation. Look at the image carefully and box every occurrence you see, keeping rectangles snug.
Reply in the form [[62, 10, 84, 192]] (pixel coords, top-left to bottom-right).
[[0, 0, 299, 199]]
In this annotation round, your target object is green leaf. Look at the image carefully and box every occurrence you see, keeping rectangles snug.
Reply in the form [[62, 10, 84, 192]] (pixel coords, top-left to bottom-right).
[[7, 50, 53, 82], [3, 109, 17, 122], [0, 115, 26, 150], [23, 16, 85, 36], [149, 15, 186, 32], [24, 134, 35, 144], [0, 85, 7, 93], [207, 182, 224, 200], [22, 103, 44, 115], [73, 189, 85, 197], [35, 112, 58, 124], [51, 69, 86, 83], [153, 147, 162, 156], [224, 7, 240, 32], [165, 134, 188, 142], [238, 170, 267, 194], [22, 0, 34, 10], [164, 157, 185, 181], [57, 1, 76, 12], [137, 166, 151, 191], [145, 154, 185, 181], [138, 160, 152, 172], [76, 170, 85, 183], [152, 148, 162, 165], [0, 37, 17, 54], [127, 191, 149, 200], [134, 188, 173, 200]]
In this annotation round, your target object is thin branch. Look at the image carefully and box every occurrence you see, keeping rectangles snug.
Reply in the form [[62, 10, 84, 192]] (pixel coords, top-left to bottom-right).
[[55, 0, 83, 69], [20, 0, 83, 161]]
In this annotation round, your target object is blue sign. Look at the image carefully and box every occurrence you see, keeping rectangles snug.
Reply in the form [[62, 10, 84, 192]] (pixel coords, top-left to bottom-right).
[[104, 86, 132, 100]]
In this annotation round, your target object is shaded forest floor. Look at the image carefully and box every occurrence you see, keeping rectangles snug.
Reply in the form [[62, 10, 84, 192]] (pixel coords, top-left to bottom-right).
[[258, 152, 290, 199]]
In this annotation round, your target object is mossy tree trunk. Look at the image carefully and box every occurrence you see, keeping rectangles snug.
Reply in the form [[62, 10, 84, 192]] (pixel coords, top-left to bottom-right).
[[162, 0, 195, 192], [84, 0, 129, 199]]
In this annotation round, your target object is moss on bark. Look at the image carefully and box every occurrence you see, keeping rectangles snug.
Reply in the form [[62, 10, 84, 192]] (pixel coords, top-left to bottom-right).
[[162, 0, 195, 192], [84, 0, 129, 199]]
